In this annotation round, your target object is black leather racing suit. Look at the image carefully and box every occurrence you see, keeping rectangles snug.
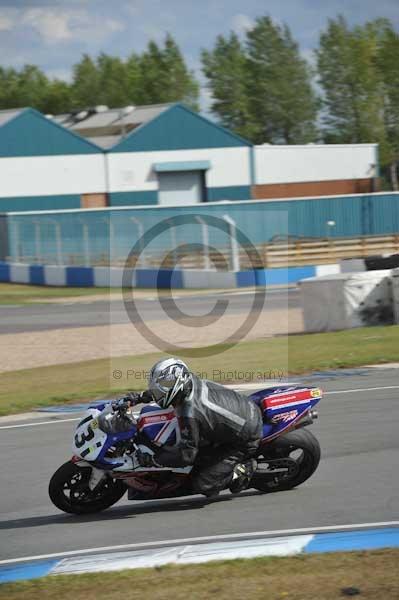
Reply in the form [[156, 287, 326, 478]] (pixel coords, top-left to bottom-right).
[[149, 375, 263, 496]]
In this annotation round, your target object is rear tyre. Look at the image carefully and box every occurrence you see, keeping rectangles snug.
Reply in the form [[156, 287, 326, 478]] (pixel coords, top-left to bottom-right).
[[49, 461, 127, 515], [252, 428, 321, 493]]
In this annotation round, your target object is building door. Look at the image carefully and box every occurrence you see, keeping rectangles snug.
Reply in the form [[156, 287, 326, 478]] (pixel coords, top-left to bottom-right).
[[158, 170, 205, 205]]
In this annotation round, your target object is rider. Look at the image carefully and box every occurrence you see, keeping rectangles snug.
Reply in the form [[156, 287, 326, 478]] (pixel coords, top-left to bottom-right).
[[119, 358, 263, 497]]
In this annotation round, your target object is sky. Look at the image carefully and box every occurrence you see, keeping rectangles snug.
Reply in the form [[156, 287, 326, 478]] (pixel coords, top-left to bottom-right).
[[0, 0, 398, 111]]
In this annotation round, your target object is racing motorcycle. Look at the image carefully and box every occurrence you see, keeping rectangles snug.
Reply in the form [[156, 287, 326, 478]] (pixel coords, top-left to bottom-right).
[[49, 385, 322, 514]]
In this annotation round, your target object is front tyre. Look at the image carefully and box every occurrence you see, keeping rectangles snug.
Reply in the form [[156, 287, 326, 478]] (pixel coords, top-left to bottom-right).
[[252, 428, 321, 493], [49, 461, 127, 515]]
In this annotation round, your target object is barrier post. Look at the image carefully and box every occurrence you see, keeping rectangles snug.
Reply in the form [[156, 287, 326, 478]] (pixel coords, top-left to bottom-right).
[[130, 216, 146, 267], [195, 216, 211, 269], [223, 214, 240, 272]]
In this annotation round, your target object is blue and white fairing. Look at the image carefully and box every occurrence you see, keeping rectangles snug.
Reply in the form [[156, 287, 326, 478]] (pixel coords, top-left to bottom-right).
[[72, 403, 180, 470], [249, 385, 322, 441], [72, 403, 137, 469]]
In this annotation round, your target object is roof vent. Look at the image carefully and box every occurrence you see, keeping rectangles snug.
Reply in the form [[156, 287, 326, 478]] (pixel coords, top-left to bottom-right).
[[95, 105, 108, 113], [45, 114, 54, 119], [120, 105, 135, 117], [76, 110, 89, 120]]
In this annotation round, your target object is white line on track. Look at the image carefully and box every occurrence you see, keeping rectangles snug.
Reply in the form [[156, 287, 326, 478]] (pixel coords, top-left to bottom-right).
[[1, 521, 398, 565], [0, 414, 141, 430], [0, 417, 80, 430], [325, 385, 399, 395], [1, 384, 398, 430]]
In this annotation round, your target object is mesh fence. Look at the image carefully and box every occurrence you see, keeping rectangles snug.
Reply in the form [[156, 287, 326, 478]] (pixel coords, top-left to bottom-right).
[[6, 203, 289, 269]]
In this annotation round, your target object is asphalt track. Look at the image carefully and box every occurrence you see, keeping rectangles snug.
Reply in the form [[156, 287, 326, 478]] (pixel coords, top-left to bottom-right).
[[0, 367, 398, 562], [0, 288, 299, 333]]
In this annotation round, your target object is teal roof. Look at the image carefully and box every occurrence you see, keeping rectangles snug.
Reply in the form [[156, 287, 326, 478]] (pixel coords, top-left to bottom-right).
[[0, 108, 102, 157], [111, 103, 252, 153]]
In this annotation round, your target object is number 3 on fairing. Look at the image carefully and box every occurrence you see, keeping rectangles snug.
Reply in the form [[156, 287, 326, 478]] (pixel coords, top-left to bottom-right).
[[72, 412, 107, 461], [74, 425, 95, 448]]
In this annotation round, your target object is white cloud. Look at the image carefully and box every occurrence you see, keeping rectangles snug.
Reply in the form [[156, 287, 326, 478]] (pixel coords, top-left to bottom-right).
[[230, 13, 254, 36], [16, 7, 125, 44], [0, 14, 14, 31], [22, 9, 73, 41], [0, 6, 19, 32]]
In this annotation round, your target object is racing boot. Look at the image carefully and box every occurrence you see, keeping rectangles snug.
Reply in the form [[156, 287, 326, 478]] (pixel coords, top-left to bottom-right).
[[229, 458, 257, 494], [113, 455, 136, 472]]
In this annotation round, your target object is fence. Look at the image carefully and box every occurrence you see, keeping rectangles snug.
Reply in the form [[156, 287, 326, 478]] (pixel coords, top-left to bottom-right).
[[3, 192, 399, 270], [123, 234, 399, 270]]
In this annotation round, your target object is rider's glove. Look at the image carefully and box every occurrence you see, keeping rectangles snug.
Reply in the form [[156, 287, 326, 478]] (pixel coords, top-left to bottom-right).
[[111, 398, 130, 413], [124, 391, 142, 406], [112, 392, 141, 412]]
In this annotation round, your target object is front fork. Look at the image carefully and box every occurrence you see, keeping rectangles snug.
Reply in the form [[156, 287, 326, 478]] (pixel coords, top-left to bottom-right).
[[71, 455, 107, 491]]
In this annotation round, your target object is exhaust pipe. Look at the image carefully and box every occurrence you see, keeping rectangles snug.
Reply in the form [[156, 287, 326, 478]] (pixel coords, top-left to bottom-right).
[[295, 409, 318, 429]]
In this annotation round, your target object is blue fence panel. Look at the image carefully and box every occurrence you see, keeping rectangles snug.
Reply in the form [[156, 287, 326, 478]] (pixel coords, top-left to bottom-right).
[[29, 265, 45, 285], [66, 267, 94, 287], [5, 193, 399, 267], [0, 262, 10, 282]]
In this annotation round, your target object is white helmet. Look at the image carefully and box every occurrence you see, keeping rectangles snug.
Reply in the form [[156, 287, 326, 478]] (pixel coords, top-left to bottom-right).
[[148, 358, 191, 409]]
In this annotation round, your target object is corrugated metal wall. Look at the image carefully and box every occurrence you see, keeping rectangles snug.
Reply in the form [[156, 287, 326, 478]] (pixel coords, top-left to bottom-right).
[[5, 192, 399, 265]]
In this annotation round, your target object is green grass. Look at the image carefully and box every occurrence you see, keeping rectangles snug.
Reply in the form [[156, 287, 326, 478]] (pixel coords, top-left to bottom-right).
[[0, 283, 114, 305], [0, 282, 224, 305], [1, 325, 398, 416], [1, 549, 398, 600]]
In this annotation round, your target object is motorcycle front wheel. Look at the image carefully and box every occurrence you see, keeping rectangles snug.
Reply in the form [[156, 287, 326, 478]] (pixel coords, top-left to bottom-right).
[[251, 428, 321, 493], [49, 461, 127, 515]]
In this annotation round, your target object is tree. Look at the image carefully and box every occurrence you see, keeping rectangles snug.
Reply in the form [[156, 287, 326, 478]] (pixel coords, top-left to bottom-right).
[[375, 23, 399, 190], [246, 17, 318, 143], [162, 34, 199, 110], [138, 40, 168, 105], [125, 52, 142, 104], [138, 35, 199, 108], [71, 54, 101, 108], [202, 33, 254, 139], [202, 16, 318, 143], [42, 80, 73, 114], [316, 16, 385, 144], [96, 53, 130, 107], [0, 65, 51, 111], [316, 16, 399, 188], [0, 35, 198, 114], [0, 67, 19, 109]]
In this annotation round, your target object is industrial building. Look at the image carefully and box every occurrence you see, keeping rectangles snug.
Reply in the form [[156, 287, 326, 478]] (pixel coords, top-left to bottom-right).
[[0, 103, 378, 213], [0, 107, 105, 212], [254, 143, 378, 199]]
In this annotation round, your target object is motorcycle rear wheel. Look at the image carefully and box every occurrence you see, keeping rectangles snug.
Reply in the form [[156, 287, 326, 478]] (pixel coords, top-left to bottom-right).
[[251, 428, 321, 493], [49, 461, 127, 515]]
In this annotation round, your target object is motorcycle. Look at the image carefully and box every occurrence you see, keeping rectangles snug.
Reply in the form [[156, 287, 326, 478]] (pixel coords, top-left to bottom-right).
[[49, 385, 322, 514]]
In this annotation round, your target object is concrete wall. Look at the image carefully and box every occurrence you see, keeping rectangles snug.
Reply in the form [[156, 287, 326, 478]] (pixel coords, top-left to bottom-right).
[[254, 144, 378, 199], [255, 144, 377, 184], [0, 262, 340, 288], [0, 154, 106, 199], [106, 147, 252, 204]]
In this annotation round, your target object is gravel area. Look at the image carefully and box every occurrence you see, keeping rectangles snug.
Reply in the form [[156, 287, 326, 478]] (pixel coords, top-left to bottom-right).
[[0, 308, 303, 372]]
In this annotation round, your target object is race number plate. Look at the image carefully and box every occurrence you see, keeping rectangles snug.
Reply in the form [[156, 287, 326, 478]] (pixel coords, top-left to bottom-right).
[[72, 411, 107, 461]]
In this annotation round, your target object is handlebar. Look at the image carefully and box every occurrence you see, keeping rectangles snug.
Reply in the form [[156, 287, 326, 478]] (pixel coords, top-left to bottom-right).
[[112, 392, 141, 413]]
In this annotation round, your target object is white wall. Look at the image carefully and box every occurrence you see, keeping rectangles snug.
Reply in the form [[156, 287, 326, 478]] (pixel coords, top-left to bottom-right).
[[107, 147, 251, 193], [0, 154, 106, 197], [255, 144, 378, 184]]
